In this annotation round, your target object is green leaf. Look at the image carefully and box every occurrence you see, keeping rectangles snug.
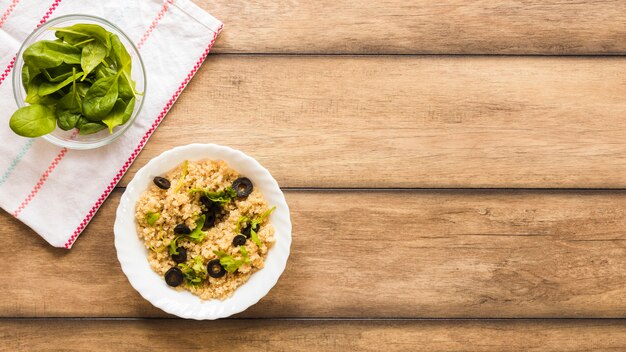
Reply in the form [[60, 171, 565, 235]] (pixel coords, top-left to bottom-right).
[[188, 187, 237, 204], [56, 68, 82, 131], [250, 228, 263, 247], [187, 215, 207, 242], [53, 24, 112, 52], [9, 104, 57, 137], [38, 71, 85, 96], [102, 97, 134, 133], [24, 75, 58, 105], [168, 236, 181, 255], [145, 212, 160, 226], [81, 41, 107, 77], [240, 206, 276, 247], [76, 117, 106, 135], [82, 73, 120, 120], [177, 256, 207, 286], [213, 247, 250, 273], [23, 40, 81, 68], [41, 63, 77, 82], [173, 160, 188, 193]]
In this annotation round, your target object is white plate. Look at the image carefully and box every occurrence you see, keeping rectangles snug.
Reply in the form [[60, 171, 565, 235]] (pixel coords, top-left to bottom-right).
[[114, 143, 292, 319]]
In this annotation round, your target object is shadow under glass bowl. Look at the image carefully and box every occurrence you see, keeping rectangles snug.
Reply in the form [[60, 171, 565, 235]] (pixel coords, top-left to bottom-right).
[[12, 14, 146, 150]]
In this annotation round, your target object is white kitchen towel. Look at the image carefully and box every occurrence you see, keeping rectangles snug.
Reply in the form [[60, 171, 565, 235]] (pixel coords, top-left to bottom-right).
[[0, 0, 222, 248]]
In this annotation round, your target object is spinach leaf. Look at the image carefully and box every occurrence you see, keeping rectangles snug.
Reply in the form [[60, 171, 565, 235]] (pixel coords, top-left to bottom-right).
[[23, 40, 81, 68], [9, 104, 57, 137], [81, 41, 107, 77], [38, 71, 84, 96], [82, 73, 120, 120], [93, 63, 116, 80], [102, 97, 134, 133], [24, 75, 58, 105], [53, 24, 112, 52], [111, 34, 138, 97], [76, 117, 106, 135], [56, 69, 82, 130]]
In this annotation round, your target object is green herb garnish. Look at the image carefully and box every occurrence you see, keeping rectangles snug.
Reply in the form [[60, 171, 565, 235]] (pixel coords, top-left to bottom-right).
[[173, 160, 188, 193], [237, 206, 276, 247], [145, 211, 160, 226], [168, 236, 181, 255], [9, 23, 139, 137], [188, 187, 237, 204], [187, 214, 207, 242], [177, 256, 207, 286], [213, 246, 250, 273]]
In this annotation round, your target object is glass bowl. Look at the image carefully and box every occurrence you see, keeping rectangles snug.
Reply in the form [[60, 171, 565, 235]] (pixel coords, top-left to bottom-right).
[[12, 14, 146, 150]]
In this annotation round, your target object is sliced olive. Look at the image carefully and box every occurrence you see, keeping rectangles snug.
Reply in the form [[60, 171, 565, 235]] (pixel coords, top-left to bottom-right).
[[153, 176, 171, 190], [240, 223, 259, 238], [200, 196, 219, 213], [232, 235, 247, 246], [207, 259, 226, 278], [164, 267, 183, 287], [174, 223, 191, 234], [202, 212, 216, 230], [171, 247, 187, 264], [232, 177, 253, 198]]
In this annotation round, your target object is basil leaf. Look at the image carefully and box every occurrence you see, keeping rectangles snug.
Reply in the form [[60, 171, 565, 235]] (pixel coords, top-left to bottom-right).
[[82, 74, 120, 120], [76, 117, 106, 135], [102, 97, 134, 133], [9, 104, 57, 137], [23, 40, 81, 68]]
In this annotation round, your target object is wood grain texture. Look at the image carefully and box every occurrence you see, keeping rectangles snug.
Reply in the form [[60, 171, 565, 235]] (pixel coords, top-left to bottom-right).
[[1, 319, 624, 351], [198, 0, 626, 54], [1, 190, 624, 318], [120, 55, 626, 188]]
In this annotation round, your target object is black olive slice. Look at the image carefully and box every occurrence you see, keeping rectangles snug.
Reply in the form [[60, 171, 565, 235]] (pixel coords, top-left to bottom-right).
[[164, 267, 184, 287], [171, 247, 187, 264], [207, 259, 226, 278], [240, 223, 259, 239], [232, 177, 253, 198], [174, 223, 191, 234], [202, 212, 216, 230], [232, 235, 247, 246], [153, 176, 171, 190]]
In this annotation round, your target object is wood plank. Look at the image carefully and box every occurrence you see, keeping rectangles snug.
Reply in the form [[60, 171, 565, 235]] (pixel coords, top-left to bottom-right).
[[199, 0, 626, 54], [121, 55, 626, 188], [1, 190, 624, 318], [1, 319, 624, 351]]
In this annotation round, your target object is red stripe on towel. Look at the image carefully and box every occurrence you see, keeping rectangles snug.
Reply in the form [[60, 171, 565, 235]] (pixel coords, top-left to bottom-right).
[[12, 147, 69, 217], [136, 0, 174, 49], [64, 25, 223, 249], [0, 0, 21, 29], [0, 55, 16, 86], [0, 0, 62, 87]]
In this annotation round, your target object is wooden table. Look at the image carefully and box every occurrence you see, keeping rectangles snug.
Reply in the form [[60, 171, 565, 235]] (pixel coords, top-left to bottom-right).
[[2, 1, 626, 350]]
